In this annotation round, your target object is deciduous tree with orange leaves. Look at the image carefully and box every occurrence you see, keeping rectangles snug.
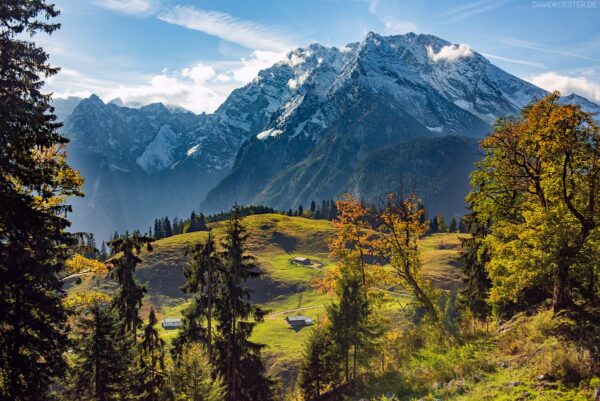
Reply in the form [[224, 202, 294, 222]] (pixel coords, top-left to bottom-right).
[[468, 92, 599, 313]]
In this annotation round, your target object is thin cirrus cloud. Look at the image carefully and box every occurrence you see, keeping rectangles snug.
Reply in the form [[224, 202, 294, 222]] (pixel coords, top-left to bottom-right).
[[158, 5, 295, 52], [428, 0, 509, 23], [94, 0, 159, 15], [481, 53, 546, 69], [499, 37, 596, 61], [528, 72, 600, 103]]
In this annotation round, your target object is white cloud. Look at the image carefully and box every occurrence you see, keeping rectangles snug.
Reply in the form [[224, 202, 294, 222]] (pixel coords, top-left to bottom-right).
[[229, 50, 284, 82], [181, 64, 216, 83], [48, 50, 286, 114], [158, 5, 294, 52], [427, 44, 473, 63], [94, 0, 158, 15], [528, 72, 600, 103]]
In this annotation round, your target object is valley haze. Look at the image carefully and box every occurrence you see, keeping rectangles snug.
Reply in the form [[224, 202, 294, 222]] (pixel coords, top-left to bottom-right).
[[54, 32, 600, 241]]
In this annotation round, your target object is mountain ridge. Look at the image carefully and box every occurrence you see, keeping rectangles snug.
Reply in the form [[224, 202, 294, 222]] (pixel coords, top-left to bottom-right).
[[54, 32, 600, 239]]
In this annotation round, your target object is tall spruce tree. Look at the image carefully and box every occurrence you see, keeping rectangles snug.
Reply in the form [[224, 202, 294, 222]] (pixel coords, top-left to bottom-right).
[[459, 212, 492, 319], [299, 325, 340, 399], [68, 302, 134, 401], [107, 235, 153, 338], [173, 233, 222, 359], [0, 2, 84, 399], [139, 308, 166, 401], [214, 207, 274, 401], [327, 272, 375, 382]]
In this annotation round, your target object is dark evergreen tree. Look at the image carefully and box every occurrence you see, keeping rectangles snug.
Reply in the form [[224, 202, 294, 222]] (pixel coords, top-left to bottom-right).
[[287, 208, 293, 216], [139, 308, 166, 401], [68, 302, 134, 401], [328, 199, 338, 220], [458, 212, 492, 319], [173, 233, 222, 359], [99, 241, 108, 261], [153, 219, 162, 240], [163, 217, 173, 237], [327, 271, 378, 382], [449, 217, 458, 233], [0, 2, 84, 399], [310, 200, 316, 213], [214, 207, 274, 401], [430, 216, 439, 233], [107, 235, 153, 338], [299, 326, 340, 399], [187, 211, 209, 233], [298, 204, 304, 216]]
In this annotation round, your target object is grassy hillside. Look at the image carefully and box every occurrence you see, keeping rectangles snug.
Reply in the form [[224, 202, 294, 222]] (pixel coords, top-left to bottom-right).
[[68, 214, 467, 384]]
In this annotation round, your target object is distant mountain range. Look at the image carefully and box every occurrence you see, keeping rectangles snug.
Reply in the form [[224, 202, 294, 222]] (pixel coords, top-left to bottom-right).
[[54, 32, 600, 240]]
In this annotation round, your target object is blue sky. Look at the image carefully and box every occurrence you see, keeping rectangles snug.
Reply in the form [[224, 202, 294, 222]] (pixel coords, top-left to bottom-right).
[[42, 0, 600, 113]]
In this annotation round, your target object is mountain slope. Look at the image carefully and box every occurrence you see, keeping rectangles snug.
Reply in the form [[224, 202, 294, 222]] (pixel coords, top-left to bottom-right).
[[202, 32, 544, 214], [57, 32, 600, 238]]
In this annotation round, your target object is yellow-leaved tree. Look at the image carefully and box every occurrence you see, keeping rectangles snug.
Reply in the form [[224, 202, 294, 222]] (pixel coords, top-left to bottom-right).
[[468, 92, 599, 313]]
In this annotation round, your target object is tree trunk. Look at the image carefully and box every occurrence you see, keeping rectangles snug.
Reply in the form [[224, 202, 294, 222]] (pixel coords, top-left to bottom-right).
[[405, 269, 438, 320], [352, 345, 357, 380], [344, 349, 349, 383], [207, 259, 213, 359], [552, 259, 571, 313]]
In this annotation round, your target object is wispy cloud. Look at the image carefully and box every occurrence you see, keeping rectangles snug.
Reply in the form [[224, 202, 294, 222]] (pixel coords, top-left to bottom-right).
[[528, 72, 600, 103], [481, 53, 546, 69], [500, 37, 597, 61], [158, 5, 294, 52], [430, 0, 508, 23], [94, 0, 159, 15], [369, 0, 418, 34], [427, 44, 473, 62]]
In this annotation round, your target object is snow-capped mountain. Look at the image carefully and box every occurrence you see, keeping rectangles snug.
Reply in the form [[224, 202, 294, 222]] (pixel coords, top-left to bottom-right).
[[201, 32, 552, 213], [57, 32, 600, 238]]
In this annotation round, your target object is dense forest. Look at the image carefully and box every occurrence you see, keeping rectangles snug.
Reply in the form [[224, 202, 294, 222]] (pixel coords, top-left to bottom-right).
[[1, 2, 599, 401]]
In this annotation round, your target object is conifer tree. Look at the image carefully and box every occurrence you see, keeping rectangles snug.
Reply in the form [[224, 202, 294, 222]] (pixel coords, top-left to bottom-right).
[[163, 217, 173, 237], [327, 272, 376, 382], [214, 207, 274, 401], [299, 325, 340, 399], [310, 200, 316, 213], [458, 212, 492, 319], [430, 215, 439, 233], [107, 235, 153, 338], [173, 233, 222, 359], [165, 344, 225, 401], [328, 199, 338, 220], [68, 302, 134, 401], [298, 204, 304, 216], [153, 219, 162, 239], [449, 217, 458, 233], [100, 241, 108, 261], [139, 308, 166, 401], [0, 2, 84, 399]]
